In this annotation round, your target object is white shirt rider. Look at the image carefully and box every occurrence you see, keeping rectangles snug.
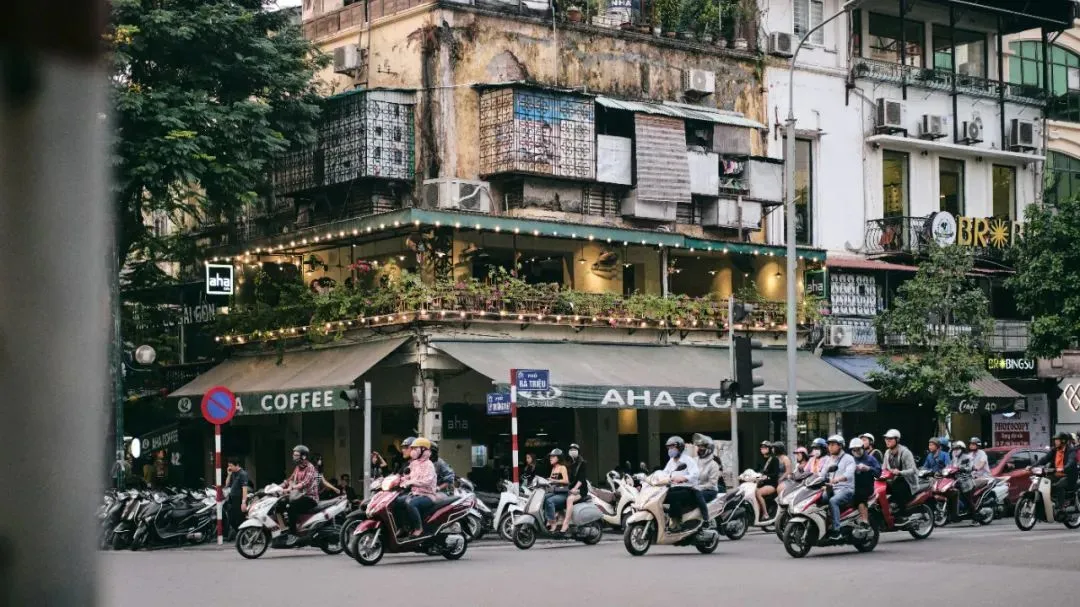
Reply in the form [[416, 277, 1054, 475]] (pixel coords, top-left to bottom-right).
[[662, 449, 700, 487]]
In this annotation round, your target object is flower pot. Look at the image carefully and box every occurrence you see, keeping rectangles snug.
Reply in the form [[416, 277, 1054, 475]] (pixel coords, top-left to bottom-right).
[[652, 26, 662, 35], [637, 25, 652, 33], [701, 34, 713, 43], [567, 6, 582, 22], [733, 37, 748, 50], [678, 31, 693, 40], [664, 31, 676, 38], [716, 37, 727, 48]]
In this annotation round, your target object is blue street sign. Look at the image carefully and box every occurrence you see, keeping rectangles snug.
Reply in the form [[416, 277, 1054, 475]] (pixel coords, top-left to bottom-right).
[[486, 393, 511, 416], [515, 369, 550, 391]]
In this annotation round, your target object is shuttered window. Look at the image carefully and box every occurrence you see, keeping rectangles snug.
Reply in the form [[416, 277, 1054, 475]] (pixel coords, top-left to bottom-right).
[[794, 0, 824, 45]]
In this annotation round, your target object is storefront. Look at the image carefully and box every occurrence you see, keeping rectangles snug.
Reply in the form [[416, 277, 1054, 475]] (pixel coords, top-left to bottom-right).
[[986, 355, 1053, 449], [1055, 377, 1080, 437]]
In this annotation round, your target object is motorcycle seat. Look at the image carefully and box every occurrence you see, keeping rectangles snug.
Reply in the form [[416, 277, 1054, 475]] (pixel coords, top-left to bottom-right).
[[592, 488, 615, 503], [170, 507, 196, 519], [972, 477, 993, 490], [431, 494, 458, 507]]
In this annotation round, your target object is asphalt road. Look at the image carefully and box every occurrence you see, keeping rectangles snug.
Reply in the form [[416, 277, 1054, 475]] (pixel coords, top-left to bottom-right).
[[102, 523, 1080, 606]]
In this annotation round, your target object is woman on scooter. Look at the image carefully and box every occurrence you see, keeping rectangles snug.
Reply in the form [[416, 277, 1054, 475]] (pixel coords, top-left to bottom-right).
[[756, 441, 780, 517], [399, 438, 438, 538], [559, 445, 590, 534], [774, 442, 793, 481], [808, 438, 828, 474], [543, 449, 569, 532], [794, 447, 810, 474]]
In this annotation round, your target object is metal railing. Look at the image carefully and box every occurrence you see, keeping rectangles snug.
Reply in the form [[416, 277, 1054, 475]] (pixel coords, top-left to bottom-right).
[[851, 57, 1046, 106], [864, 215, 930, 255]]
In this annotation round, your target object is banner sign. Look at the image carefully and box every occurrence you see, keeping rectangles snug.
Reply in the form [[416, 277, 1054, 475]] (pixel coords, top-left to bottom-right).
[[174, 387, 351, 417]]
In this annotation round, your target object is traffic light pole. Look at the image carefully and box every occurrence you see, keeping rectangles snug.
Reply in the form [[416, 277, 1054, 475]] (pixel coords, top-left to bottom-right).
[[728, 296, 739, 473]]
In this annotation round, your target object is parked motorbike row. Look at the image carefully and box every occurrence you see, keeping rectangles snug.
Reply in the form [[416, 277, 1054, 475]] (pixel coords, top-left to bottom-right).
[[98, 487, 218, 551]]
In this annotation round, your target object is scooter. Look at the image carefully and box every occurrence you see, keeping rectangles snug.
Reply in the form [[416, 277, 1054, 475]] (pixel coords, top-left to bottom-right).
[[349, 475, 474, 565], [340, 478, 384, 557], [493, 480, 529, 541], [780, 474, 880, 558], [718, 469, 778, 539], [932, 466, 1004, 526], [622, 471, 721, 556], [773, 470, 814, 540], [868, 469, 935, 539], [1014, 466, 1080, 531], [591, 470, 639, 530], [235, 484, 349, 559], [511, 477, 604, 549], [110, 490, 153, 550], [132, 488, 218, 550]]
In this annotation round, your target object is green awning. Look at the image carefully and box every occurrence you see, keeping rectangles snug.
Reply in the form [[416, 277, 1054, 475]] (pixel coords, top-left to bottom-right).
[[168, 338, 408, 417], [431, 339, 876, 413]]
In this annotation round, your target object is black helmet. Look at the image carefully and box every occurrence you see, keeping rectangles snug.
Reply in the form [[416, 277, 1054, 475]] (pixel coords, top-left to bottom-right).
[[760, 440, 773, 448], [771, 441, 787, 455], [401, 437, 416, 448], [1055, 432, 1071, 442], [968, 437, 983, 448], [292, 445, 309, 459], [548, 448, 564, 458], [665, 436, 686, 449]]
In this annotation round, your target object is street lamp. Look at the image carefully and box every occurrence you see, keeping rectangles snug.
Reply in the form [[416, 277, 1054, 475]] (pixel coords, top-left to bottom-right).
[[784, 0, 863, 453]]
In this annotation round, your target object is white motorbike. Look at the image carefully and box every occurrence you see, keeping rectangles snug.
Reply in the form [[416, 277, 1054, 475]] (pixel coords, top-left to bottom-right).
[[591, 470, 640, 530], [1014, 467, 1080, 531], [718, 469, 778, 538], [494, 480, 530, 541], [781, 474, 880, 558], [235, 484, 349, 559], [622, 471, 722, 556]]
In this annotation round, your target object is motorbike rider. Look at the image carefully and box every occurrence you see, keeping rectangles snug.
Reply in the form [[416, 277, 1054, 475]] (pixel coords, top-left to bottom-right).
[[968, 437, 991, 478], [921, 437, 951, 474], [280, 445, 319, 534], [881, 429, 917, 519], [543, 449, 569, 532], [860, 433, 884, 464], [773, 441, 793, 482], [950, 440, 975, 516], [849, 437, 881, 527], [794, 447, 810, 474], [1034, 432, 1078, 503], [559, 444, 590, 535], [693, 435, 721, 528], [808, 438, 828, 474], [399, 437, 438, 538], [430, 442, 456, 494], [756, 440, 780, 518], [396, 437, 416, 475], [661, 436, 701, 531], [819, 435, 855, 541]]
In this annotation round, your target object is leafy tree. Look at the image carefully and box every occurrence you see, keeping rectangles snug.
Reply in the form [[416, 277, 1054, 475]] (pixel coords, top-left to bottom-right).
[[107, 0, 327, 279], [868, 245, 992, 421], [1007, 197, 1080, 357]]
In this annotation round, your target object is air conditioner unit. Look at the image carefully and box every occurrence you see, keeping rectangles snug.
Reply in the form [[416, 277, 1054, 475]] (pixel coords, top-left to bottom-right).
[[768, 32, 794, 57], [825, 325, 854, 348], [918, 114, 946, 140], [333, 44, 367, 75], [960, 118, 983, 144], [682, 69, 716, 96], [422, 178, 492, 213], [1010, 118, 1036, 150], [875, 99, 905, 131]]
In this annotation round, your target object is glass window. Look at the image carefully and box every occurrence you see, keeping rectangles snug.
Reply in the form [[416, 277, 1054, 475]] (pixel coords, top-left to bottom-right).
[[932, 26, 987, 77], [868, 13, 925, 67], [1004, 451, 1032, 469], [939, 158, 965, 216], [992, 165, 1015, 219], [882, 150, 909, 217], [1047, 151, 1080, 205], [1010, 41, 1080, 95], [794, 0, 825, 46], [795, 139, 813, 245]]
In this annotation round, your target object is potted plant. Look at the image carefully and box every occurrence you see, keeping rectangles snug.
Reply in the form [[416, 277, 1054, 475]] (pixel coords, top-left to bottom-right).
[[657, 0, 679, 36], [699, 2, 719, 44], [731, 0, 753, 49], [567, 4, 583, 22]]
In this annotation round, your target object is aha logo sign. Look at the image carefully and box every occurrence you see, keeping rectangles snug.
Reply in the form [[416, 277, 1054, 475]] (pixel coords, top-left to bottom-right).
[[205, 264, 234, 296]]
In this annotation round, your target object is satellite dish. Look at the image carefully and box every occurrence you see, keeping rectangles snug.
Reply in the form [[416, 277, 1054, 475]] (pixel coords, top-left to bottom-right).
[[129, 437, 142, 459]]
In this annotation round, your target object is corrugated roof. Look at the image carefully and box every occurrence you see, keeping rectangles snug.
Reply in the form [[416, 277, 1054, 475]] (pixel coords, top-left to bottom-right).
[[596, 96, 766, 130]]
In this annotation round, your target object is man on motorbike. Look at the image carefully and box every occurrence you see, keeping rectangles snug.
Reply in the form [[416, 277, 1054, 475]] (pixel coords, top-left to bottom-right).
[[881, 429, 917, 518], [819, 435, 855, 541], [921, 437, 951, 474], [968, 438, 990, 479], [399, 437, 438, 538], [280, 445, 319, 534], [430, 442, 456, 494], [809, 438, 828, 474], [756, 440, 780, 517], [849, 437, 881, 526], [661, 436, 701, 531], [1034, 432, 1078, 503], [860, 433, 884, 465], [693, 435, 721, 528], [396, 437, 416, 475]]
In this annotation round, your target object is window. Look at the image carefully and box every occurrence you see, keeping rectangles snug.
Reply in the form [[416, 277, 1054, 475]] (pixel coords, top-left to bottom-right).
[[882, 150, 909, 217], [932, 26, 987, 77], [939, 158, 965, 216], [794, 0, 824, 45], [794, 139, 813, 245], [1010, 42, 1080, 121], [868, 13, 925, 67], [992, 165, 1016, 219], [1047, 151, 1080, 204], [1005, 451, 1033, 470]]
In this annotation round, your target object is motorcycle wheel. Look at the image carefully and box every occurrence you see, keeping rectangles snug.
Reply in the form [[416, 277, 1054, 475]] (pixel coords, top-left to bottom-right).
[[581, 521, 603, 545], [319, 525, 344, 555], [774, 511, 789, 541], [781, 520, 813, 559], [353, 529, 384, 566], [442, 535, 468, 560], [512, 525, 536, 550], [498, 514, 515, 541], [724, 506, 750, 541], [695, 531, 720, 554], [623, 521, 652, 556], [1014, 497, 1037, 531], [975, 498, 995, 526], [340, 519, 362, 557], [235, 528, 270, 560], [853, 524, 880, 553], [1063, 498, 1080, 529], [130, 527, 147, 551], [619, 506, 633, 531], [933, 502, 948, 528], [465, 515, 486, 542], [111, 533, 128, 551], [908, 504, 935, 539]]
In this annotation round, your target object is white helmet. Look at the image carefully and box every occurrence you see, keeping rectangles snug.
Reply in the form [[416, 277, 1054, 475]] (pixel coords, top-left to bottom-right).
[[883, 429, 901, 440], [952, 440, 966, 450], [848, 438, 863, 450], [826, 434, 845, 445]]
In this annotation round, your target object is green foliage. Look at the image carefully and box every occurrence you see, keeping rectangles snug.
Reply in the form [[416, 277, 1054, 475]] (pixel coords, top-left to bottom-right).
[[699, 2, 720, 36], [656, 0, 680, 31], [868, 245, 992, 420], [1007, 197, 1080, 357]]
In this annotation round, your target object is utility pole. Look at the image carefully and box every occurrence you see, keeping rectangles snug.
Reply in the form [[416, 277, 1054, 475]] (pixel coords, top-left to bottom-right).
[[728, 296, 739, 472]]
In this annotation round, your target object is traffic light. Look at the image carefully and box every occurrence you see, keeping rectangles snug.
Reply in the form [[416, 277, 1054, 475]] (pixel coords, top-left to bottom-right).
[[733, 335, 764, 397]]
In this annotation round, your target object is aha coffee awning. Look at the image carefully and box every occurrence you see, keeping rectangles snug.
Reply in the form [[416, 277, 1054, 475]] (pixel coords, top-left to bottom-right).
[[168, 337, 408, 417], [431, 339, 876, 413]]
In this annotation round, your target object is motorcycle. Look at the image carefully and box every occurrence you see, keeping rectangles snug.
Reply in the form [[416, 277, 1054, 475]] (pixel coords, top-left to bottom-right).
[[511, 477, 604, 549], [780, 473, 880, 558], [340, 479, 383, 557], [456, 479, 491, 541], [622, 471, 721, 556], [1014, 466, 1080, 531], [131, 488, 217, 550], [100, 489, 134, 550], [349, 475, 474, 566], [111, 490, 153, 550], [868, 469, 935, 539], [932, 466, 1005, 526], [591, 470, 639, 531], [494, 480, 529, 541], [773, 470, 815, 540], [717, 469, 778, 540], [235, 484, 349, 559]]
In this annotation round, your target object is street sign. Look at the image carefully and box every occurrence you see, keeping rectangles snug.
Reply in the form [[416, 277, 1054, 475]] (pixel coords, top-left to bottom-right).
[[205, 264, 235, 296], [515, 369, 550, 391], [486, 392, 511, 415], [201, 386, 237, 425]]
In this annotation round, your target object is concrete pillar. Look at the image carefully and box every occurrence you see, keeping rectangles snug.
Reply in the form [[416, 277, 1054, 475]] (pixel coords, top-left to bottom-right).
[[333, 409, 351, 480], [637, 409, 661, 471], [286, 414, 303, 472]]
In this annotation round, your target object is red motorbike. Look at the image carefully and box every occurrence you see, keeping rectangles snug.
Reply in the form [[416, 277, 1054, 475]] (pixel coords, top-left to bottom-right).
[[932, 466, 1001, 527], [348, 475, 474, 566], [868, 469, 935, 539]]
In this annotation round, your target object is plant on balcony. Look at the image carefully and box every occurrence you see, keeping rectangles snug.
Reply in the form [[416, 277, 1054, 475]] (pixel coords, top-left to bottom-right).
[[656, 0, 680, 35], [868, 245, 992, 425], [699, 2, 720, 43]]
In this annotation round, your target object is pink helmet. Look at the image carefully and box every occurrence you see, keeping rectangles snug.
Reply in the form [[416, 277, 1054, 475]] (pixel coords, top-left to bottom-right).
[[794, 447, 808, 456]]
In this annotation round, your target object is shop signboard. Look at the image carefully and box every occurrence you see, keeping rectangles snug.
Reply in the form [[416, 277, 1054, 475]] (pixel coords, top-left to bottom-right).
[[1057, 379, 1080, 435], [140, 425, 181, 452], [486, 393, 511, 416], [175, 387, 351, 418], [514, 385, 790, 411], [205, 264, 234, 296], [442, 403, 474, 439], [986, 356, 1037, 379], [953, 398, 1025, 415], [515, 369, 550, 391]]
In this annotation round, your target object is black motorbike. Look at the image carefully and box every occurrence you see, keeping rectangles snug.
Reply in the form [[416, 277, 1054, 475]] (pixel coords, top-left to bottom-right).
[[130, 489, 217, 550]]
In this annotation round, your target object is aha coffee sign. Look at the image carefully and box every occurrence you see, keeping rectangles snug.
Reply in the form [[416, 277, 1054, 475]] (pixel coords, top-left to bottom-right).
[[205, 264, 234, 296]]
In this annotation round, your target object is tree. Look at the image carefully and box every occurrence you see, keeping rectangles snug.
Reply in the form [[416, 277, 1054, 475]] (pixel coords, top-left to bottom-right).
[[868, 245, 992, 422], [1007, 197, 1080, 357], [108, 0, 327, 277]]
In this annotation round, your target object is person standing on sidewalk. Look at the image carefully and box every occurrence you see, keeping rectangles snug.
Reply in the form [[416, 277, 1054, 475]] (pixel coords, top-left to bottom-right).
[[225, 457, 250, 540]]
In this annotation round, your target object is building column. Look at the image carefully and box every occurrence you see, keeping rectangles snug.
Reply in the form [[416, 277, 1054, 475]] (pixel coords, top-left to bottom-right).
[[573, 409, 620, 482], [333, 409, 351, 481], [636, 409, 661, 471]]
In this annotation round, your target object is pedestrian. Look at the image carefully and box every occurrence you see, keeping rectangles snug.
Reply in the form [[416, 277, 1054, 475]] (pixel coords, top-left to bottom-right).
[[370, 451, 388, 479], [337, 473, 357, 502], [225, 457, 250, 540], [522, 452, 537, 486]]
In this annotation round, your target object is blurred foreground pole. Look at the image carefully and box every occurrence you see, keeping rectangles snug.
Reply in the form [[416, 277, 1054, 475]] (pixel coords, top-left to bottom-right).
[[0, 1, 109, 605]]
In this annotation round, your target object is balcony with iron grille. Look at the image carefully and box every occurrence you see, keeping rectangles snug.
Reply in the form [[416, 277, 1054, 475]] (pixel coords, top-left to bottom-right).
[[850, 58, 1046, 107]]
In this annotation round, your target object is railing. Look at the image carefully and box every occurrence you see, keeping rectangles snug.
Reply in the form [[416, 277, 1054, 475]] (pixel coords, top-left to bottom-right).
[[851, 58, 1046, 106], [864, 215, 930, 256], [126, 361, 217, 396]]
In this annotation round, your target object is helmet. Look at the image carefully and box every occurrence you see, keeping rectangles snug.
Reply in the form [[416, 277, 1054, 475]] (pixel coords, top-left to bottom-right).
[[794, 447, 808, 456], [548, 448, 564, 458], [952, 440, 966, 450], [827, 434, 845, 445], [665, 436, 686, 449], [292, 445, 310, 459], [411, 437, 433, 449], [811, 438, 828, 449], [883, 429, 901, 440], [928, 437, 943, 447], [771, 441, 787, 455], [693, 434, 714, 455], [968, 437, 982, 448], [760, 440, 773, 448], [859, 433, 875, 444], [1056, 432, 1072, 442], [848, 437, 863, 450], [401, 437, 416, 448]]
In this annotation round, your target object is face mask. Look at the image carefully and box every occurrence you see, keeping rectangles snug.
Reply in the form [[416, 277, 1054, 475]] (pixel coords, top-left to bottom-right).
[[568, 449, 579, 459], [697, 448, 708, 458], [667, 448, 680, 459]]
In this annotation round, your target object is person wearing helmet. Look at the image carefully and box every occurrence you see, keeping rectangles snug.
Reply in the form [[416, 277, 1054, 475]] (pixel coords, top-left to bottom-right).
[[921, 437, 951, 474], [1034, 432, 1077, 503], [558, 444, 590, 534], [399, 437, 438, 537], [967, 437, 990, 479], [756, 440, 781, 517], [881, 429, 917, 518], [661, 436, 702, 531], [543, 449, 569, 531], [395, 437, 417, 475], [773, 442, 793, 482], [860, 433, 883, 464], [794, 447, 810, 474], [819, 435, 855, 540], [849, 437, 881, 527], [429, 442, 456, 494], [809, 438, 828, 474], [280, 445, 319, 534], [694, 435, 722, 522]]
